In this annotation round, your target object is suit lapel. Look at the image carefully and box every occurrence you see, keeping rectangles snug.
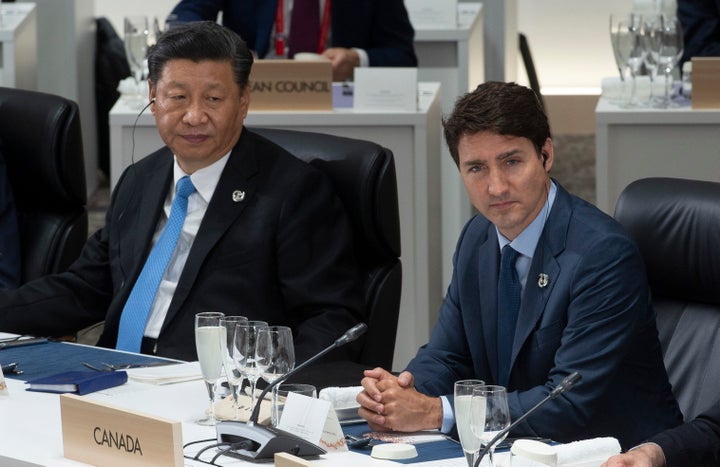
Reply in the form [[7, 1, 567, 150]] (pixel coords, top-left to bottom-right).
[[477, 224, 502, 383]]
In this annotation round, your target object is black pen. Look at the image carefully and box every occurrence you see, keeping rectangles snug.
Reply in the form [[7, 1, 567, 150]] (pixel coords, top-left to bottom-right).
[[0, 337, 48, 349]]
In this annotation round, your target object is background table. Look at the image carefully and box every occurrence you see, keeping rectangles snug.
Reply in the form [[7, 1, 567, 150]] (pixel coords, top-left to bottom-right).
[[0, 2, 37, 90], [595, 97, 720, 214]]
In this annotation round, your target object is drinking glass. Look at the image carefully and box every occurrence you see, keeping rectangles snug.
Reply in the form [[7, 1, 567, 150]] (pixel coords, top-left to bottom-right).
[[610, 13, 643, 107], [233, 320, 269, 414], [124, 16, 150, 83], [219, 315, 248, 420], [657, 15, 684, 107], [256, 326, 295, 385], [470, 385, 510, 467], [641, 14, 663, 106], [454, 379, 485, 467], [194, 311, 226, 426]]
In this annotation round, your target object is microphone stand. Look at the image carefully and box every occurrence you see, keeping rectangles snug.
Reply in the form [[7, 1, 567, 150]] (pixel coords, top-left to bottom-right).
[[473, 372, 582, 467], [216, 323, 368, 462]]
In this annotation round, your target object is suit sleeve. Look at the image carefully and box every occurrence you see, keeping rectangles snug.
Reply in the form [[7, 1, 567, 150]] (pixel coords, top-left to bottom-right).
[[170, 0, 223, 22], [651, 401, 720, 466]]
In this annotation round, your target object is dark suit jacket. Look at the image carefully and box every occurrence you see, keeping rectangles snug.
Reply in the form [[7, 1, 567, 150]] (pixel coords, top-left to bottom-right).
[[678, 0, 720, 66], [406, 182, 682, 450], [0, 129, 364, 363], [0, 149, 20, 290], [652, 400, 720, 466], [170, 0, 418, 66]]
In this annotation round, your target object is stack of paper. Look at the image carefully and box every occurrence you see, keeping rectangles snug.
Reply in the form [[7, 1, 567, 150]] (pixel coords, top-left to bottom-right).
[[126, 361, 202, 385]]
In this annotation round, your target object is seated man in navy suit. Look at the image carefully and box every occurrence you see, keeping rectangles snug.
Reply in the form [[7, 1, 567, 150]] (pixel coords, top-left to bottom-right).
[[356, 82, 682, 449], [169, 0, 417, 81], [0, 147, 21, 290], [0, 22, 363, 364]]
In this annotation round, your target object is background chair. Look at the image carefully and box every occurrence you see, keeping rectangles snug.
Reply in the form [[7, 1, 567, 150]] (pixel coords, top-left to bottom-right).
[[614, 177, 720, 421], [253, 128, 402, 375], [519, 32, 545, 111], [0, 87, 88, 284]]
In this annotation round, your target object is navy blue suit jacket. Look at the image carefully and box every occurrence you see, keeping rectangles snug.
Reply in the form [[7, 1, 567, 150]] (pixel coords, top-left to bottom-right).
[[406, 182, 682, 450], [0, 129, 363, 363], [678, 0, 720, 66], [170, 0, 417, 66]]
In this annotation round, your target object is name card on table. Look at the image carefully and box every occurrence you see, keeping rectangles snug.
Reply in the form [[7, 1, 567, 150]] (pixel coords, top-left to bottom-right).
[[353, 67, 418, 112], [691, 57, 720, 109], [405, 0, 458, 29], [249, 60, 333, 111], [60, 393, 183, 466]]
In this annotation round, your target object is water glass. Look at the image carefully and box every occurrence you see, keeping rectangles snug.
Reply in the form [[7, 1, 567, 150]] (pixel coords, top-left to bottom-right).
[[271, 383, 317, 427]]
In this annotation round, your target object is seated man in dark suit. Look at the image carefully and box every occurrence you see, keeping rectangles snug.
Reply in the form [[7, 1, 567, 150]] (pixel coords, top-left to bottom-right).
[[603, 400, 720, 466], [169, 0, 417, 81], [356, 82, 683, 450], [0, 147, 21, 290], [0, 21, 363, 364]]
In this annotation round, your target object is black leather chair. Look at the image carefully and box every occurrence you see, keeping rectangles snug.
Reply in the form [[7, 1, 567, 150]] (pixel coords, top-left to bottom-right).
[[614, 177, 720, 421], [253, 128, 402, 373], [0, 87, 88, 284]]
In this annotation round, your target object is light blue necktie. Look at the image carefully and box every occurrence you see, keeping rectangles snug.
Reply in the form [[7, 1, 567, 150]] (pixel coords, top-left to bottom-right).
[[497, 245, 521, 387], [116, 176, 196, 352]]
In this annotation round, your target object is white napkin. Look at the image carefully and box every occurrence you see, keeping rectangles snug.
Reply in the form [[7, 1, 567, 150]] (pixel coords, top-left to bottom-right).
[[555, 436, 621, 466], [602, 76, 667, 104], [318, 385, 362, 409]]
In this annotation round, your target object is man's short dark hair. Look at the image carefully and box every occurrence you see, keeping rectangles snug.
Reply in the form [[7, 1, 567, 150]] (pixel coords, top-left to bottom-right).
[[147, 21, 254, 90], [442, 81, 550, 166]]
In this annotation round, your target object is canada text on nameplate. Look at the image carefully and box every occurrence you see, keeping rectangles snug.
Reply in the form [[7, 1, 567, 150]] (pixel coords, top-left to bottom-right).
[[249, 60, 333, 111], [60, 393, 183, 467]]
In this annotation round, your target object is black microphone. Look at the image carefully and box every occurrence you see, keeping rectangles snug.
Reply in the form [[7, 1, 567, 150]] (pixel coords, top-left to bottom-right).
[[215, 323, 368, 462], [473, 371, 582, 467]]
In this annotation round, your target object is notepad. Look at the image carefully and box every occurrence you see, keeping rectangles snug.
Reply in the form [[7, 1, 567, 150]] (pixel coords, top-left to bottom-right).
[[26, 370, 128, 395]]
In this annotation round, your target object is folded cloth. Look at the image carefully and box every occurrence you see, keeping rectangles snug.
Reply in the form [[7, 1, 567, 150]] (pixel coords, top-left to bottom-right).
[[555, 436, 621, 466], [319, 385, 362, 409], [602, 76, 668, 104]]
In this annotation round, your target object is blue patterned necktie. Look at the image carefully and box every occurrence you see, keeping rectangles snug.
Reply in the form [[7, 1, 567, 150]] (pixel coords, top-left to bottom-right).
[[497, 245, 522, 386], [116, 176, 196, 352]]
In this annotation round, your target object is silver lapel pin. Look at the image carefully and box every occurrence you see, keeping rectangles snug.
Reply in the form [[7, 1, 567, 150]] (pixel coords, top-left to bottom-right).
[[537, 273, 549, 288], [232, 190, 245, 202]]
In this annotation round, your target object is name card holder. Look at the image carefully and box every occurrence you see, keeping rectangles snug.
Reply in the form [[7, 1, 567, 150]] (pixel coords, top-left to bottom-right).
[[691, 57, 720, 109], [60, 393, 183, 466], [249, 60, 333, 111]]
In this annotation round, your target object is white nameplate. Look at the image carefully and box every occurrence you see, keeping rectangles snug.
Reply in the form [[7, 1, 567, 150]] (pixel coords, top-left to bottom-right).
[[405, 0, 458, 29], [60, 393, 183, 466], [353, 67, 418, 112], [277, 392, 347, 452], [249, 60, 333, 111]]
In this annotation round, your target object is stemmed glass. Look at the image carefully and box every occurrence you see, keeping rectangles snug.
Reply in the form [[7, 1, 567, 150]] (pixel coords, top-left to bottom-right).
[[610, 13, 643, 107], [256, 326, 295, 424], [641, 14, 663, 106], [123, 16, 150, 84], [470, 385, 510, 467], [454, 379, 485, 467], [194, 311, 226, 426], [233, 320, 269, 415], [657, 15, 684, 107], [219, 316, 248, 420]]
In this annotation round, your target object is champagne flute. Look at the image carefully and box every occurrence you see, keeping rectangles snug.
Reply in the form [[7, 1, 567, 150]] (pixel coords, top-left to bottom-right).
[[641, 14, 663, 107], [123, 16, 150, 84], [233, 320, 269, 415], [194, 311, 226, 426], [610, 13, 643, 107], [470, 385, 510, 467], [219, 315, 248, 420], [454, 379, 485, 467], [657, 15, 684, 108], [256, 326, 295, 425]]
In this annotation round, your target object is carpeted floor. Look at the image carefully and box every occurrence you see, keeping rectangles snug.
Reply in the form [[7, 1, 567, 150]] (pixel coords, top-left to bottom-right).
[[87, 134, 596, 235]]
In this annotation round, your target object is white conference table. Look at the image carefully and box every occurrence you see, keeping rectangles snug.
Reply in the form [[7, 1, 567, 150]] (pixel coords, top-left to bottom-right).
[[110, 83, 443, 372], [595, 97, 720, 214], [0, 2, 37, 89]]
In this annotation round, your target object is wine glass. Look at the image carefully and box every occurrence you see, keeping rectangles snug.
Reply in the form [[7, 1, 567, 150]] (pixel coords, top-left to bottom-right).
[[610, 13, 643, 107], [657, 15, 684, 107], [124, 16, 150, 84], [454, 379, 485, 467], [256, 326, 295, 424], [219, 315, 248, 420], [470, 385, 510, 467], [233, 320, 269, 415], [641, 14, 663, 106], [194, 311, 226, 426]]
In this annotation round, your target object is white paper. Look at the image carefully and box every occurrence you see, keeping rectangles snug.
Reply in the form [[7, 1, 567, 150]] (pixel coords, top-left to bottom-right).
[[353, 68, 418, 112], [125, 361, 202, 385], [405, 0, 458, 29], [277, 391, 331, 444], [0, 365, 9, 396]]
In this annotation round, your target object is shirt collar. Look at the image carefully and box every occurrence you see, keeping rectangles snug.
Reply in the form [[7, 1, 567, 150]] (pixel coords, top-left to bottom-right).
[[172, 151, 231, 203]]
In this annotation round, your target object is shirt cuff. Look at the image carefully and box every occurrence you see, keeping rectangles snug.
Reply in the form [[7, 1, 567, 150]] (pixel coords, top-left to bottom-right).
[[353, 48, 369, 68], [629, 442, 667, 467], [440, 395, 455, 434]]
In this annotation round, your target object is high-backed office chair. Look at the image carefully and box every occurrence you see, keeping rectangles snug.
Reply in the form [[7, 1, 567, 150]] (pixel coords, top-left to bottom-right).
[[614, 177, 720, 421], [0, 87, 88, 284], [253, 128, 402, 371]]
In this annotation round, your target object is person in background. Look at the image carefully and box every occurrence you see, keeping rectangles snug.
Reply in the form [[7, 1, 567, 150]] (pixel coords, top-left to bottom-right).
[[356, 81, 683, 450], [0, 21, 363, 363], [602, 400, 720, 466], [168, 0, 417, 81], [0, 146, 21, 290], [677, 0, 720, 67]]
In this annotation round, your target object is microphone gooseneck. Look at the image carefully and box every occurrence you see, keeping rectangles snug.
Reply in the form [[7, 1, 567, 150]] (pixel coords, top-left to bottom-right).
[[473, 371, 582, 467]]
